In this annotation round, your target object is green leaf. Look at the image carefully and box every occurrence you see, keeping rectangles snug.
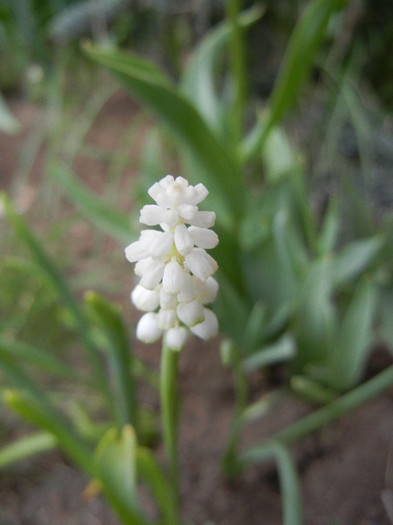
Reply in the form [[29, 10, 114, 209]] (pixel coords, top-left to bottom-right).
[[273, 443, 304, 525], [242, 0, 349, 160], [94, 426, 152, 525], [316, 198, 340, 255], [0, 336, 78, 381], [85, 292, 137, 431], [331, 236, 383, 285], [5, 389, 94, 476], [94, 426, 137, 509], [0, 432, 56, 469], [290, 375, 336, 404], [137, 447, 178, 525], [181, 5, 264, 136], [243, 334, 296, 372], [329, 279, 378, 390], [51, 162, 133, 242], [241, 441, 304, 525], [2, 193, 108, 394], [84, 43, 245, 231], [293, 258, 336, 371], [262, 124, 297, 182]]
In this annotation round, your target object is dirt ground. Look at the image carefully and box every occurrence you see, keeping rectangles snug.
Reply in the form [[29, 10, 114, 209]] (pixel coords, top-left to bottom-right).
[[1, 93, 393, 525]]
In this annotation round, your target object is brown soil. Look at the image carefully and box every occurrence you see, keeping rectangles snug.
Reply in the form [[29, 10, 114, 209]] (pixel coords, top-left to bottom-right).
[[1, 93, 393, 525]]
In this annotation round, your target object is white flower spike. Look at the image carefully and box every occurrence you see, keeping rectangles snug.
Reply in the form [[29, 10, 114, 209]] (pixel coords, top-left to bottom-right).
[[125, 175, 219, 351]]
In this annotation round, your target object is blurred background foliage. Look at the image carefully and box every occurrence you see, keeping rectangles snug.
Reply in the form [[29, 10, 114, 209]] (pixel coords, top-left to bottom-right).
[[1, 0, 393, 521]]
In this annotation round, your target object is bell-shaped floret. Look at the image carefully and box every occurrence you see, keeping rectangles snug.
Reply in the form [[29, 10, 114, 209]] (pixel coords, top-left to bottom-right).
[[162, 259, 185, 294], [131, 284, 160, 312], [185, 248, 218, 281], [165, 326, 188, 350], [190, 308, 218, 340], [177, 299, 204, 326], [136, 312, 162, 343]]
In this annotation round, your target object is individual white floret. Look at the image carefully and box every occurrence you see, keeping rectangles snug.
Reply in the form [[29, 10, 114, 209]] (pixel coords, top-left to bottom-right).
[[190, 308, 218, 340]]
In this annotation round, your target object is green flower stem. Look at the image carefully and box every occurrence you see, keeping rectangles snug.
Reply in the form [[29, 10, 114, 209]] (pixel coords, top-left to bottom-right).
[[160, 342, 181, 524], [241, 362, 393, 467]]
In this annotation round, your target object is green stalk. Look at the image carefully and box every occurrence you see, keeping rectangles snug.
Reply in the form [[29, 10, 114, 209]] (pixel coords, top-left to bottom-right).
[[226, 0, 246, 148], [160, 343, 180, 524]]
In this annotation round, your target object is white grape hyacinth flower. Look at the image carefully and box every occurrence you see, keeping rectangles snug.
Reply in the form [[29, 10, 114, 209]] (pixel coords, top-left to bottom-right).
[[125, 175, 219, 350]]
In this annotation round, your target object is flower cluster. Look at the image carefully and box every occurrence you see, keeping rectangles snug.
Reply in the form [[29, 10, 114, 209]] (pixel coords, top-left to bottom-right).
[[125, 175, 219, 350]]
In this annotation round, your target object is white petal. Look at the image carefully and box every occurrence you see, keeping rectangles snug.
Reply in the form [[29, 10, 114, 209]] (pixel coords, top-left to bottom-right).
[[177, 273, 196, 303], [174, 224, 193, 255], [140, 205, 178, 227], [139, 259, 165, 290], [136, 312, 162, 343], [160, 288, 178, 310], [192, 183, 209, 205], [135, 257, 152, 277], [185, 248, 218, 280], [177, 299, 204, 326], [204, 276, 219, 304], [125, 239, 150, 262], [158, 308, 177, 329], [188, 226, 219, 249], [162, 260, 184, 294], [131, 285, 160, 312], [165, 326, 188, 351], [174, 176, 189, 187], [148, 230, 174, 258], [177, 204, 197, 222], [190, 308, 218, 340], [188, 210, 216, 228]]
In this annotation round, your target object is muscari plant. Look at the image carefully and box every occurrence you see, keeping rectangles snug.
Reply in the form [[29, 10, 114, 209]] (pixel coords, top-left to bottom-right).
[[1, 0, 393, 524]]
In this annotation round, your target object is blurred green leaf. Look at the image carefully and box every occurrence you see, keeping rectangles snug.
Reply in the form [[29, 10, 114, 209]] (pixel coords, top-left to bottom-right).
[[0, 432, 56, 469], [51, 162, 133, 242], [181, 5, 264, 137], [5, 389, 94, 475], [316, 198, 340, 255], [329, 279, 378, 390], [243, 334, 296, 372], [85, 292, 137, 432], [0, 336, 77, 381], [84, 43, 246, 230], [94, 426, 138, 513], [242, 301, 266, 355], [2, 193, 108, 394], [242, 0, 349, 160], [290, 375, 336, 404], [293, 258, 336, 372], [331, 236, 383, 285], [137, 447, 177, 525], [262, 124, 297, 182], [241, 441, 304, 525]]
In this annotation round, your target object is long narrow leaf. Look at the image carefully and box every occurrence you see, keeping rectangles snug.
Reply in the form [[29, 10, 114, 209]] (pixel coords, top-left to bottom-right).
[[51, 162, 133, 242], [0, 432, 56, 469], [242, 0, 349, 160], [329, 279, 378, 390], [85, 292, 137, 432], [137, 447, 178, 525], [181, 6, 264, 135], [0, 336, 79, 381], [2, 194, 108, 394], [5, 389, 94, 476]]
